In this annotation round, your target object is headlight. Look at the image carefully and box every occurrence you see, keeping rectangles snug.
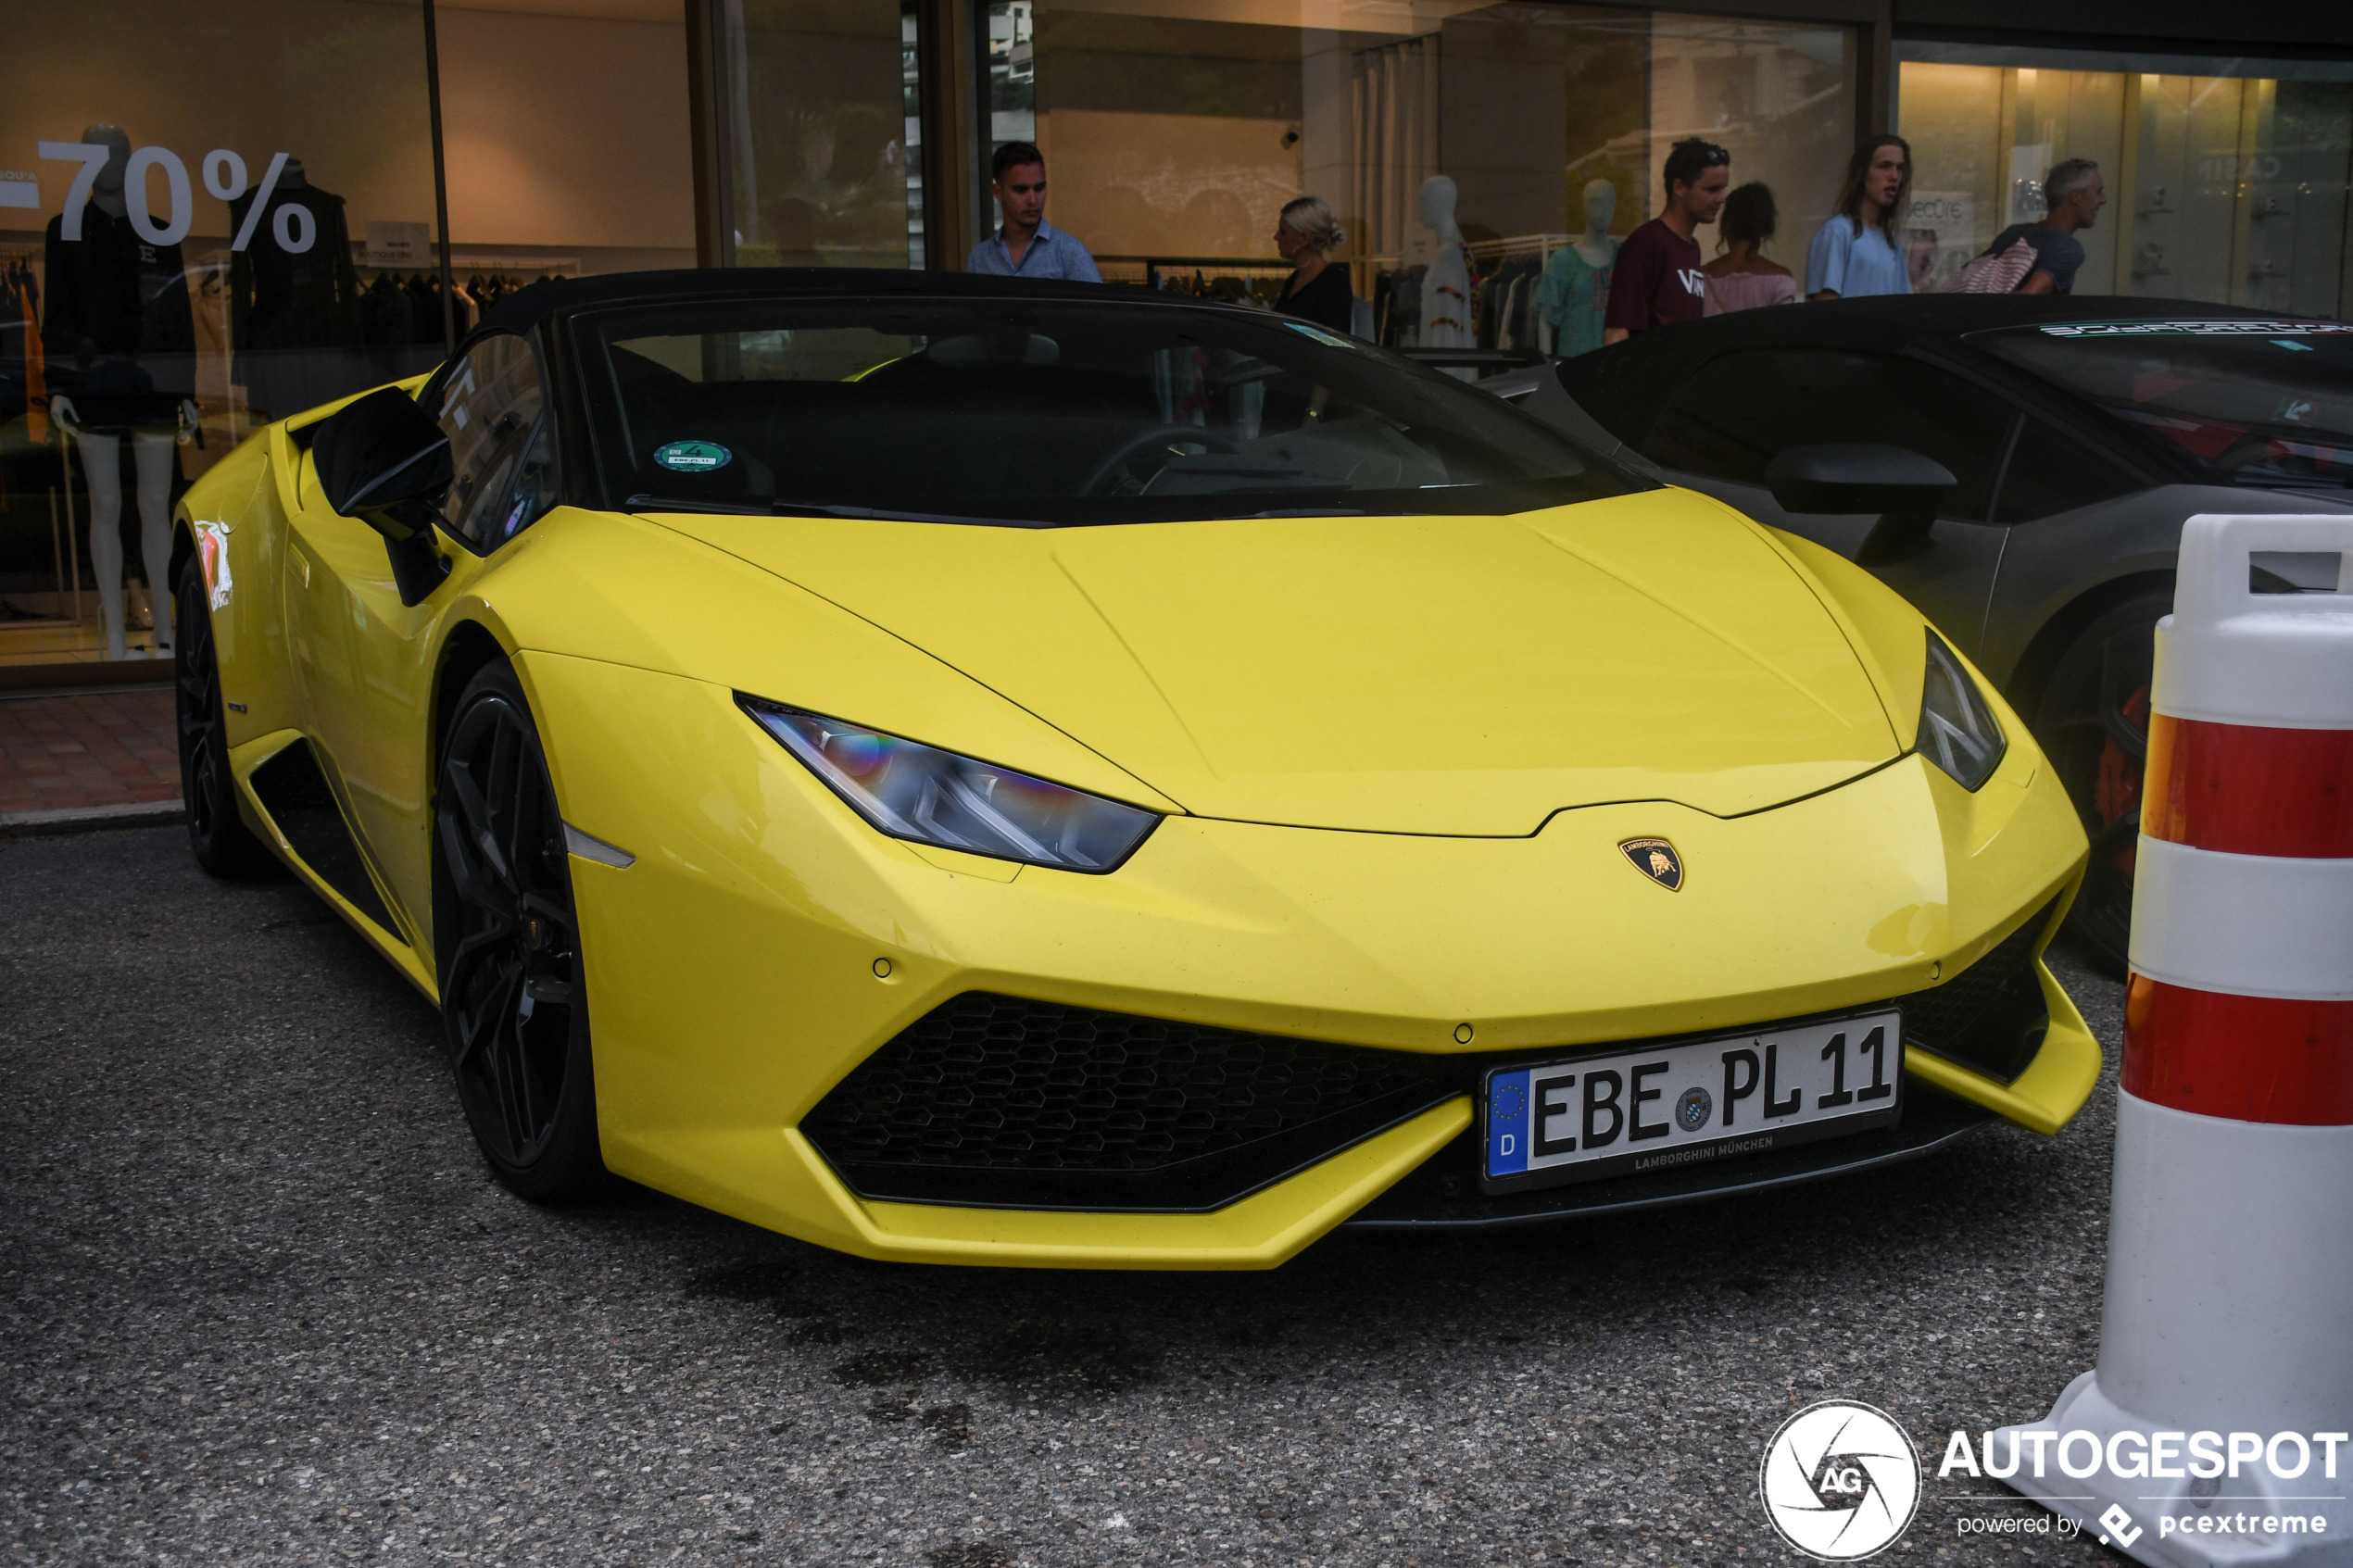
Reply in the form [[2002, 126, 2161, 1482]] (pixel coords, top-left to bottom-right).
[[740, 696, 1159, 872], [1917, 630, 2007, 791]]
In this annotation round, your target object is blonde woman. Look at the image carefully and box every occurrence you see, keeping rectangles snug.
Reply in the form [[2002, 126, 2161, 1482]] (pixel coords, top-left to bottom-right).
[[1272, 195, 1355, 335]]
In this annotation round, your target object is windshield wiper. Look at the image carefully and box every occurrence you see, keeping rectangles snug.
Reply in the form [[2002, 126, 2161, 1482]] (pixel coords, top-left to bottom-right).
[[770, 500, 1062, 530], [625, 494, 772, 515]]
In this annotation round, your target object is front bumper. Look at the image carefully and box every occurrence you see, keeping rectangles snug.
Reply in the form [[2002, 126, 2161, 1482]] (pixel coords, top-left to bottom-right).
[[524, 650, 2095, 1269]]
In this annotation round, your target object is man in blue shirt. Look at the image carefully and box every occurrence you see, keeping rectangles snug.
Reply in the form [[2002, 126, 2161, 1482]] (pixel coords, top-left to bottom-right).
[[965, 142, 1101, 282], [1806, 134, 1913, 299]]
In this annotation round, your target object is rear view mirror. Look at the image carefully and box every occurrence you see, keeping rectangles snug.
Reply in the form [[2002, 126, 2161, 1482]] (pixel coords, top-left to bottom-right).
[[310, 387, 454, 606], [1765, 444, 1957, 568]]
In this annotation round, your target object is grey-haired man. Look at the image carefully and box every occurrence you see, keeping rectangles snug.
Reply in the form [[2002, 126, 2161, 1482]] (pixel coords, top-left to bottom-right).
[[1987, 158, 2107, 295]]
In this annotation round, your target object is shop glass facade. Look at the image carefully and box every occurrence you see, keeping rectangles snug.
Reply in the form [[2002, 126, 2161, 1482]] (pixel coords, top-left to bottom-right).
[[1898, 44, 2353, 313], [716, 0, 927, 268], [956, 1, 1854, 346], [7, 0, 2353, 684], [0, 0, 693, 671]]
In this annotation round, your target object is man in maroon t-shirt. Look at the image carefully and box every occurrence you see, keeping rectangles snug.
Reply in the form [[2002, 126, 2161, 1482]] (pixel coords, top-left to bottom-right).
[[1604, 139, 1731, 344]]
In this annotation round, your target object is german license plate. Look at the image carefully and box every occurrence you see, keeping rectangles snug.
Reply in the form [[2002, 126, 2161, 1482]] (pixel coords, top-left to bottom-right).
[[1481, 1010, 1903, 1193]]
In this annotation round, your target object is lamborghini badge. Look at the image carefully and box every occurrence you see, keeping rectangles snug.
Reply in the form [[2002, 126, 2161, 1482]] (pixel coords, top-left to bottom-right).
[[1621, 838, 1683, 891]]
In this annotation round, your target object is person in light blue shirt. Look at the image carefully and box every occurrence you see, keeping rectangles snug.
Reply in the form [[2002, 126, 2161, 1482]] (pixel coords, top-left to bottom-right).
[[964, 142, 1102, 282], [1806, 134, 1914, 299]]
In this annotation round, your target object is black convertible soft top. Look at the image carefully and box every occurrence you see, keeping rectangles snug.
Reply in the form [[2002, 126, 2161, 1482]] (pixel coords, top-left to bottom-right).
[[475, 266, 1164, 338], [1556, 292, 2322, 450]]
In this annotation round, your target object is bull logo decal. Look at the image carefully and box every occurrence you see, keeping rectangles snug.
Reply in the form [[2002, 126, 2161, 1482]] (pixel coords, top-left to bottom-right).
[[1620, 838, 1684, 891]]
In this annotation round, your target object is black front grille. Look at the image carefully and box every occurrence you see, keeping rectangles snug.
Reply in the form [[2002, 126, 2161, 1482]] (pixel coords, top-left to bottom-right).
[[802, 994, 1455, 1211], [1898, 897, 2059, 1084], [807, 899, 2063, 1213]]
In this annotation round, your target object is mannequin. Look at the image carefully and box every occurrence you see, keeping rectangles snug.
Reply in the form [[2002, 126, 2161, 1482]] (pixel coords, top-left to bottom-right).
[[49, 397, 184, 659], [42, 124, 195, 659], [228, 155, 361, 420], [1416, 175, 1474, 373], [1536, 179, 1619, 358]]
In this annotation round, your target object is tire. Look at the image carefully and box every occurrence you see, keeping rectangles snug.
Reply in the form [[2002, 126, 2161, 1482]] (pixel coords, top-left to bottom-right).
[[2032, 589, 2170, 975], [433, 659, 608, 1201], [173, 555, 272, 877]]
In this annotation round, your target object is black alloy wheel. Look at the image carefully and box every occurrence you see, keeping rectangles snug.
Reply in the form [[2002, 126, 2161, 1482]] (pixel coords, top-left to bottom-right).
[[2032, 590, 2171, 975], [434, 659, 608, 1201], [172, 556, 271, 876]]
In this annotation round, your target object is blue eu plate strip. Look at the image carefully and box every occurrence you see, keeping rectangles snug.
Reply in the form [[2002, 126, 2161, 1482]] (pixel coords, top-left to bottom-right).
[[1488, 1070, 1529, 1176]]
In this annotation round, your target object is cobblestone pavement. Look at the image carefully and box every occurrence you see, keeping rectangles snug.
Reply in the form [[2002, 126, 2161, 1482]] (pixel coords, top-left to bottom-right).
[[0, 689, 179, 817], [3, 825, 2125, 1566]]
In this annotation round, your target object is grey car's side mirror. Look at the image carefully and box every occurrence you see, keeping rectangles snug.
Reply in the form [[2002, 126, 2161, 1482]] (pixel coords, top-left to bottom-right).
[[1765, 443, 1957, 568], [310, 386, 454, 607]]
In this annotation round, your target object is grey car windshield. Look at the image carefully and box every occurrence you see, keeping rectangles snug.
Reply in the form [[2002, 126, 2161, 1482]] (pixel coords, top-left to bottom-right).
[[1975, 321, 2353, 490], [576, 298, 1641, 524]]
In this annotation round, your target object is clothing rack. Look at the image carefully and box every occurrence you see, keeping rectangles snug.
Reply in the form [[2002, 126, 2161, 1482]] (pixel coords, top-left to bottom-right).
[[1095, 255, 1292, 308], [1362, 234, 1579, 355]]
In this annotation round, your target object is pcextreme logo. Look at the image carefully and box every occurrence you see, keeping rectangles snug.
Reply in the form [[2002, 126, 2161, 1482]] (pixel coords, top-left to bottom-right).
[[1759, 1401, 1923, 1561]]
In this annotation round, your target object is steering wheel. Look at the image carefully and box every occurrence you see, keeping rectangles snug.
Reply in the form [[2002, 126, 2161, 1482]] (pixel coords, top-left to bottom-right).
[[1079, 424, 1247, 496]]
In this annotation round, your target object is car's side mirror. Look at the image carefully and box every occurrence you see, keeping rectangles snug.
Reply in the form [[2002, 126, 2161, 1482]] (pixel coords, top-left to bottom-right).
[[310, 387, 454, 607], [1765, 444, 1957, 568]]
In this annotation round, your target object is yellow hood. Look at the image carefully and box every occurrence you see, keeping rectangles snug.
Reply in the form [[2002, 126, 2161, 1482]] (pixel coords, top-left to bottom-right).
[[648, 489, 1901, 835]]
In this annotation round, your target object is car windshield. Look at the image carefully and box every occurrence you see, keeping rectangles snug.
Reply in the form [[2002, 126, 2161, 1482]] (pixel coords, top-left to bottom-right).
[[573, 296, 1640, 524], [1973, 320, 2353, 490]]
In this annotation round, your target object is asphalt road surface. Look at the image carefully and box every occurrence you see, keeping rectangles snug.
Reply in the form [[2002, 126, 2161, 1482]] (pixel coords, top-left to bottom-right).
[[4, 824, 2129, 1567]]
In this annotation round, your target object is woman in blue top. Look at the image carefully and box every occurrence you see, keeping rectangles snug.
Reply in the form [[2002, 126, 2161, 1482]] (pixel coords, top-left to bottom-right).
[[1806, 134, 1913, 299]]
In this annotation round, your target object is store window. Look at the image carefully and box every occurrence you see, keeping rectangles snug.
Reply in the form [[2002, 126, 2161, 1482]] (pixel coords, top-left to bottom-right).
[[720, 0, 927, 269], [963, 1, 1852, 351], [0, 0, 693, 671], [1898, 45, 2353, 314]]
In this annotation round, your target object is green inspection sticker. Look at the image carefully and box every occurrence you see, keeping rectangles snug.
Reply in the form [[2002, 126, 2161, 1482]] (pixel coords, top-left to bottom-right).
[[653, 439, 732, 472]]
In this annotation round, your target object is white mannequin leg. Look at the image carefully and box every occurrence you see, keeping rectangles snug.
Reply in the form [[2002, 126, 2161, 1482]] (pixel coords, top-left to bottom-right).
[[78, 430, 128, 661], [132, 431, 176, 654]]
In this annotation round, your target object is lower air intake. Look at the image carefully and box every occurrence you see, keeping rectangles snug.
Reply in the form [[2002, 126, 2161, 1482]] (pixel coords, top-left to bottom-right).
[[802, 993, 1455, 1211], [1900, 897, 2060, 1084]]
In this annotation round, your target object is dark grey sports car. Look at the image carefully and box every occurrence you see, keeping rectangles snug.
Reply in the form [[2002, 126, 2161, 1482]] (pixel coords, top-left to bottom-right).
[[1490, 297, 2353, 970]]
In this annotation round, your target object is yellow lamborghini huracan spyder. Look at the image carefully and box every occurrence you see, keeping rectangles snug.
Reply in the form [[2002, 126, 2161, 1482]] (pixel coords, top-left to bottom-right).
[[170, 270, 2095, 1268]]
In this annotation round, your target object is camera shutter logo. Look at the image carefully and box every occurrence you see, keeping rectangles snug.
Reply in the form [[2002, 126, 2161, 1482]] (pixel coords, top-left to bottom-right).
[[1758, 1400, 1921, 1560]]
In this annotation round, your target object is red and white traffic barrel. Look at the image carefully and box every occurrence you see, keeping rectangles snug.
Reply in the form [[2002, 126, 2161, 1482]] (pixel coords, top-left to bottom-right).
[[1998, 515, 2353, 1565]]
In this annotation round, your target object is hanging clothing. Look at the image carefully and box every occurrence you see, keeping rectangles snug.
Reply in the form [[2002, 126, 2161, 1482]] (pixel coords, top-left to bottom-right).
[[0, 261, 31, 430], [227, 176, 363, 420], [1536, 244, 1615, 358], [19, 267, 48, 445], [226, 180, 362, 352], [1420, 241, 1473, 351]]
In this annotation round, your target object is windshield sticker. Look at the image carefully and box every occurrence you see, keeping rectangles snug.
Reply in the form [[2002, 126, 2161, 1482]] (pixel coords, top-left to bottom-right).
[[1284, 321, 1358, 350], [2036, 320, 2353, 339], [654, 439, 732, 472]]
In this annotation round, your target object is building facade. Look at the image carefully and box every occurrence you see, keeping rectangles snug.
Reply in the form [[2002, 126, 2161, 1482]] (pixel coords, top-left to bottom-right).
[[2, 0, 2349, 671]]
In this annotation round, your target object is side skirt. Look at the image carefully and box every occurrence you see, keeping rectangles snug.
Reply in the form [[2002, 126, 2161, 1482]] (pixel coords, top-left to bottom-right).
[[232, 730, 437, 998]]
